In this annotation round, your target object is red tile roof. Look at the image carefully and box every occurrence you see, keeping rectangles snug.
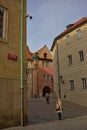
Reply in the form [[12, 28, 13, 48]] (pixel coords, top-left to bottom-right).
[[51, 17, 87, 51], [26, 45, 33, 60]]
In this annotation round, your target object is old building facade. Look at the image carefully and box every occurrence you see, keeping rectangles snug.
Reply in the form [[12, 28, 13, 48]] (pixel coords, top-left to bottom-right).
[[51, 17, 87, 106], [0, 0, 27, 128], [26, 45, 54, 98]]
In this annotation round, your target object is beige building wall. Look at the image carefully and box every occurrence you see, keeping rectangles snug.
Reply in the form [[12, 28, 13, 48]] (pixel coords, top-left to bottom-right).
[[0, 0, 27, 128], [52, 21, 87, 107]]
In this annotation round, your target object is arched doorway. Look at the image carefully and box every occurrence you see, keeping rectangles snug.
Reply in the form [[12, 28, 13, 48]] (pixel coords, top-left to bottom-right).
[[43, 86, 50, 97]]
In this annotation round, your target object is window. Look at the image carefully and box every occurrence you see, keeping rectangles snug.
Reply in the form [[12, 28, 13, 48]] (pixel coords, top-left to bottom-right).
[[44, 53, 47, 59], [42, 61, 49, 67], [69, 80, 74, 90], [43, 75, 51, 81], [68, 55, 72, 65], [0, 7, 6, 38], [43, 75, 46, 80], [77, 29, 81, 39], [81, 78, 87, 89], [79, 51, 84, 61], [0, 7, 8, 41], [66, 35, 70, 43], [47, 75, 51, 80]]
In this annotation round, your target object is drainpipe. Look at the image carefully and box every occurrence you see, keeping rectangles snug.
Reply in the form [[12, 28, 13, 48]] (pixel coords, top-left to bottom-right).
[[56, 42, 61, 98], [20, 0, 24, 126]]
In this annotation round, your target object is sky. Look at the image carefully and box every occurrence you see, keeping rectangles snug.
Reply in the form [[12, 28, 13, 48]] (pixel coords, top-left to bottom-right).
[[26, 0, 87, 52]]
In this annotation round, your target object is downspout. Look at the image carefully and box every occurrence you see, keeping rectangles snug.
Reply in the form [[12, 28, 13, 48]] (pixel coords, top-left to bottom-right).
[[20, 0, 24, 126], [56, 42, 61, 98]]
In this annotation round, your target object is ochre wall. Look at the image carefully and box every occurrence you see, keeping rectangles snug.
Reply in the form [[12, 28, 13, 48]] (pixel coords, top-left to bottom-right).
[[0, 0, 28, 128]]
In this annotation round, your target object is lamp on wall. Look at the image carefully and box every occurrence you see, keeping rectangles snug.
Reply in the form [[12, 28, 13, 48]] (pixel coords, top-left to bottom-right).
[[59, 75, 65, 84]]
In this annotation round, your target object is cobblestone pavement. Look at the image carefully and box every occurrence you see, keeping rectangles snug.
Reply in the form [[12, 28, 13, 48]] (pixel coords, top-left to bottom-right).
[[28, 98, 87, 125], [2, 98, 87, 130], [3, 115, 87, 130]]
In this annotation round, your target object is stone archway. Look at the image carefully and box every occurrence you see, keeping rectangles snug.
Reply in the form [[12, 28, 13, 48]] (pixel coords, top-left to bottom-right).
[[43, 86, 50, 97]]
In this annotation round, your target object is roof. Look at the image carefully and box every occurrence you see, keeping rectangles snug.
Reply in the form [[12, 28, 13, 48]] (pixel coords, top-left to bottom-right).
[[36, 45, 48, 54], [26, 45, 33, 60], [35, 45, 52, 59], [51, 17, 87, 51], [26, 45, 52, 60]]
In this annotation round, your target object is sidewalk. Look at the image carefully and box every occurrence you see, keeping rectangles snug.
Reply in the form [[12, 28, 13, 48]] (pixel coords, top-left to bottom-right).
[[3, 115, 87, 130]]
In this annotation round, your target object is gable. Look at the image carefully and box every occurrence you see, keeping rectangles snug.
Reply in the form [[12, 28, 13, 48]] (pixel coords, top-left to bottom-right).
[[37, 45, 52, 59]]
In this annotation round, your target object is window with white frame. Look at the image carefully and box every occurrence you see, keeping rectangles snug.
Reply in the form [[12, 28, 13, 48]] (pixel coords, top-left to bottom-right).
[[81, 78, 87, 89], [66, 35, 70, 43], [69, 80, 74, 90], [77, 29, 81, 39]]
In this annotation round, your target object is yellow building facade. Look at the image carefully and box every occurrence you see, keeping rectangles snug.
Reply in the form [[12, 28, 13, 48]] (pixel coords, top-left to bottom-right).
[[51, 18, 87, 106], [0, 0, 27, 128]]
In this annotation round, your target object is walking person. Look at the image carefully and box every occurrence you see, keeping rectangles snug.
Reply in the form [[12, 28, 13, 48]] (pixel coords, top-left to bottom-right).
[[45, 93, 50, 104], [56, 97, 63, 120]]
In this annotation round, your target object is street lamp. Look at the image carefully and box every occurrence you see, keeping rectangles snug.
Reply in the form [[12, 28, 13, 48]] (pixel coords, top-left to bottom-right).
[[33, 53, 40, 97], [25, 13, 32, 19]]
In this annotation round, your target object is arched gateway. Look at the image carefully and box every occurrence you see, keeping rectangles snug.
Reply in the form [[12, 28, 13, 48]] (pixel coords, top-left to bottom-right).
[[43, 86, 50, 97]]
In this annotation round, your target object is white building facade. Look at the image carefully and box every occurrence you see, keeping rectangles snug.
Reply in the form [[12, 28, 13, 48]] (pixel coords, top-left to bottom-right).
[[51, 17, 87, 106]]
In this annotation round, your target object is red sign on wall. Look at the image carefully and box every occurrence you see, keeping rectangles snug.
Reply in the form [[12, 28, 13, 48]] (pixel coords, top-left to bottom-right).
[[8, 53, 18, 61]]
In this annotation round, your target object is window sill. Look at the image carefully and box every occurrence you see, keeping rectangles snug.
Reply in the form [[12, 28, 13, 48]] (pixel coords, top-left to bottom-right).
[[0, 37, 7, 43]]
